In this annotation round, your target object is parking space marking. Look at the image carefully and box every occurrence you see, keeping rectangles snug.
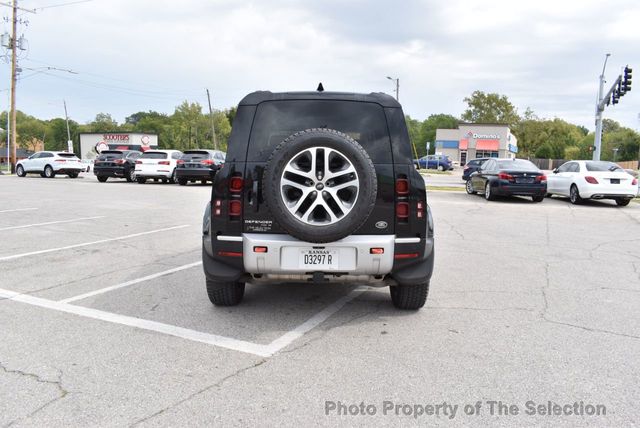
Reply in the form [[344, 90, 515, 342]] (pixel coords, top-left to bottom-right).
[[60, 261, 203, 304], [0, 208, 38, 213], [0, 225, 190, 262], [0, 285, 368, 358], [0, 288, 272, 357], [0, 216, 105, 231]]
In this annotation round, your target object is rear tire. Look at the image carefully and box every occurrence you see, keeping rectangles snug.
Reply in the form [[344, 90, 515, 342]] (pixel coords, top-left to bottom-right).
[[465, 180, 476, 194], [484, 181, 495, 201], [137, 177, 147, 184], [97, 176, 108, 183], [68, 172, 79, 178], [201, 180, 207, 185], [569, 184, 582, 205], [437, 165, 444, 171], [178, 178, 187, 185], [44, 165, 55, 178], [532, 195, 544, 202], [615, 198, 631, 207], [206, 280, 245, 306], [390, 282, 429, 310], [126, 168, 136, 182], [16, 165, 25, 177], [169, 169, 177, 184]]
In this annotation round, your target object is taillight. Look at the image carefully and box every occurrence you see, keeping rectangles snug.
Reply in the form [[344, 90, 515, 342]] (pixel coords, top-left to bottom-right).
[[114, 159, 125, 165], [213, 199, 222, 216], [396, 202, 409, 218], [394, 253, 419, 260], [416, 201, 425, 219], [229, 200, 242, 217], [201, 159, 214, 165], [535, 175, 547, 182], [395, 178, 409, 195], [498, 172, 514, 180], [135, 160, 142, 164], [585, 176, 599, 184], [370, 248, 384, 255], [230, 176, 243, 193], [158, 160, 170, 165], [633, 178, 638, 186], [463, 165, 469, 170], [177, 159, 184, 165], [253, 246, 268, 253]]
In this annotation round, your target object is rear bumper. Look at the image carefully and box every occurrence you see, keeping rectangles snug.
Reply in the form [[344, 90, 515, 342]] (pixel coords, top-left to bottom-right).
[[202, 233, 434, 287], [94, 166, 127, 177], [494, 182, 546, 196], [53, 167, 83, 174], [135, 169, 172, 179], [579, 183, 637, 199], [175, 168, 212, 180]]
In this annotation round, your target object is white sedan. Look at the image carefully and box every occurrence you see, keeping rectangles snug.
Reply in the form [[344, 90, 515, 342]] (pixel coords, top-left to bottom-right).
[[134, 150, 183, 184], [547, 160, 638, 206], [16, 151, 84, 178]]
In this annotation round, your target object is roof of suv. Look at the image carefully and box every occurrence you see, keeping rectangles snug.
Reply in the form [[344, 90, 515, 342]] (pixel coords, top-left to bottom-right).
[[238, 90, 401, 108]]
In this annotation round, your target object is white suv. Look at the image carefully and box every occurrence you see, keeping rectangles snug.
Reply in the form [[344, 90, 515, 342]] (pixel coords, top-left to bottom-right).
[[16, 151, 84, 178], [134, 150, 183, 184]]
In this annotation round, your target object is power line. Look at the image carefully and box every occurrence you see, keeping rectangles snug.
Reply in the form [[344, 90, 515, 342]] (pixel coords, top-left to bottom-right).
[[35, 0, 95, 11]]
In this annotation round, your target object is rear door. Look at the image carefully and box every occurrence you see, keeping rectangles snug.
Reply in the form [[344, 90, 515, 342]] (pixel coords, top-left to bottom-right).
[[57, 153, 82, 169], [242, 100, 396, 237]]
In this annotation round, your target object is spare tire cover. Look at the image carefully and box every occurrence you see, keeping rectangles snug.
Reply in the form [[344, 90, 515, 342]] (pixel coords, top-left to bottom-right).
[[262, 128, 377, 243]]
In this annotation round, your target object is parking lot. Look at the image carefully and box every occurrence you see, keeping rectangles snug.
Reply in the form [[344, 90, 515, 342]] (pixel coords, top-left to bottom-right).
[[1, 173, 639, 426]]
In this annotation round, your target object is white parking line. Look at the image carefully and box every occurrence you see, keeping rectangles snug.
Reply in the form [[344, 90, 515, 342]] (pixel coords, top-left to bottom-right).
[[0, 208, 38, 213], [0, 225, 190, 262], [0, 216, 105, 231], [0, 288, 271, 357], [0, 285, 368, 358], [60, 261, 203, 304]]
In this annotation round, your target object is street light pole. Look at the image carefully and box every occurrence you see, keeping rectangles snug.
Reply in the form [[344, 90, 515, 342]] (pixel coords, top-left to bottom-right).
[[386, 76, 399, 101], [593, 54, 610, 161]]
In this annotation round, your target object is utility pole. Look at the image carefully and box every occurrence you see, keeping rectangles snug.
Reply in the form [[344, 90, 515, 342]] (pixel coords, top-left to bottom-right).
[[63, 99, 72, 152], [386, 76, 399, 101], [4, 0, 35, 172], [593, 54, 610, 161], [206, 89, 218, 150]]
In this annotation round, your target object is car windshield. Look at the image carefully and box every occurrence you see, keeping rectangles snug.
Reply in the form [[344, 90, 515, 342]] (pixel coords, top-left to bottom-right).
[[585, 161, 622, 172], [97, 151, 124, 160], [182, 151, 211, 161], [248, 100, 392, 163], [497, 159, 538, 171], [140, 152, 167, 159]]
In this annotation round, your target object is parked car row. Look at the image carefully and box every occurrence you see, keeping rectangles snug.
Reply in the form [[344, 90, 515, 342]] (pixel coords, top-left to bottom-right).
[[14, 149, 227, 185], [464, 158, 638, 207]]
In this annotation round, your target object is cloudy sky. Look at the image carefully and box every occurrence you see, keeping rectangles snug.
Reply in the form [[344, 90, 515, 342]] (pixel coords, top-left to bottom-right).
[[1, 0, 639, 131]]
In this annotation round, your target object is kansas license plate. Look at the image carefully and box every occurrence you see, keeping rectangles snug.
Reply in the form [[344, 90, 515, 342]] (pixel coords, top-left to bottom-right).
[[299, 249, 338, 269]]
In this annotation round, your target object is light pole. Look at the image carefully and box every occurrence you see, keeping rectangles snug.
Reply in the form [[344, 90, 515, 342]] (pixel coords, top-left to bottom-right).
[[613, 147, 619, 163], [386, 76, 399, 101], [593, 54, 610, 161]]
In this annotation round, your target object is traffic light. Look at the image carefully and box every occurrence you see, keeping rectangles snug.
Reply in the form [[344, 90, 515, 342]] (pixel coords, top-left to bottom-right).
[[612, 89, 620, 104], [622, 66, 632, 93]]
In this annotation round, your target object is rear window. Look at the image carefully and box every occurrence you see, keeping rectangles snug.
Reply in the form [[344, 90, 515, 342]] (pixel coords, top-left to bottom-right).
[[97, 151, 124, 160], [497, 159, 539, 170], [58, 153, 79, 158], [247, 100, 392, 163], [182, 151, 211, 161], [140, 152, 168, 159], [585, 161, 622, 172]]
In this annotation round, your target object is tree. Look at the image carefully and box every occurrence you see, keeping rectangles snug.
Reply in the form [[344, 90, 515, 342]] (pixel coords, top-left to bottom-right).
[[418, 114, 458, 156], [88, 113, 119, 132], [404, 115, 422, 158], [461, 90, 520, 127]]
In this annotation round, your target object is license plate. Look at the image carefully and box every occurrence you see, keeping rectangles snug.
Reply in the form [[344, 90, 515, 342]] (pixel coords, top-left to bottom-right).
[[299, 249, 338, 269], [610, 179, 620, 184], [516, 178, 534, 184]]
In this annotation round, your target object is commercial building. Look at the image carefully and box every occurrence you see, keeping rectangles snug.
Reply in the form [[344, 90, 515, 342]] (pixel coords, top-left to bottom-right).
[[435, 123, 518, 165], [79, 132, 159, 160]]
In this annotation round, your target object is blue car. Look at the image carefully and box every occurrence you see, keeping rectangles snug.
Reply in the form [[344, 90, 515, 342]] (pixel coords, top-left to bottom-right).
[[414, 155, 454, 171]]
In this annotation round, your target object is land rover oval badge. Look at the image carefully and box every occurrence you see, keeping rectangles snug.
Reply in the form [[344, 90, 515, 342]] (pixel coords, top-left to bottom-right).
[[375, 221, 388, 229]]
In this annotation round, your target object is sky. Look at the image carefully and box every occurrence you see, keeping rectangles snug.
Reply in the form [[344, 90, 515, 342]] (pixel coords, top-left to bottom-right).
[[1, 0, 639, 131]]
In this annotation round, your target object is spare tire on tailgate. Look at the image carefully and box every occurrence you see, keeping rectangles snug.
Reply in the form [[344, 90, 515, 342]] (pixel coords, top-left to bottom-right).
[[262, 128, 377, 243]]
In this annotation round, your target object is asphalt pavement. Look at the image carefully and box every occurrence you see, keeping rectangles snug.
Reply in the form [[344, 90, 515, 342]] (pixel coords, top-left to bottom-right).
[[0, 173, 639, 427]]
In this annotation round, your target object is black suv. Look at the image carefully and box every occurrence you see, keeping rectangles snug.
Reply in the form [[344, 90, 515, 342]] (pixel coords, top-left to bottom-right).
[[94, 150, 141, 182], [202, 90, 435, 309], [176, 149, 226, 185]]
